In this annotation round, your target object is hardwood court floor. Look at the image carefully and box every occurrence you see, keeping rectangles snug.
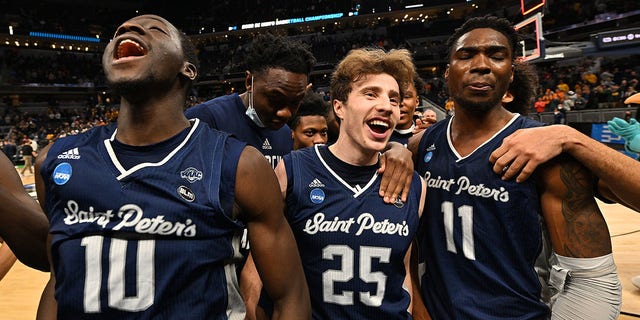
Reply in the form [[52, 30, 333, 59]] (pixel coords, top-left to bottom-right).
[[1, 170, 639, 319]]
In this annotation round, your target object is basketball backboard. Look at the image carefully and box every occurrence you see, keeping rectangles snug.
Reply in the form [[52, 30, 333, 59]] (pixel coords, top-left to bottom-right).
[[514, 12, 544, 62], [521, 0, 545, 16]]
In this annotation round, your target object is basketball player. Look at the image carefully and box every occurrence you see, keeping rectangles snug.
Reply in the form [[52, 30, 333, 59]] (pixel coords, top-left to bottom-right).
[[184, 36, 315, 319], [289, 91, 329, 150], [0, 152, 49, 272], [410, 16, 621, 319], [184, 33, 315, 169], [254, 47, 427, 319], [390, 74, 424, 146], [34, 14, 309, 319]]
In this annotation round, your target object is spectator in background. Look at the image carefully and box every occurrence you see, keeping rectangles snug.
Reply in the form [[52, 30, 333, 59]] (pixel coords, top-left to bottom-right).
[[534, 96, 547, 115], [19, 139, 35, 175], [444, 98, 455, 117], [1, 139, 17, 165], [553, 105, 566, 124], [413, 108, 438, 135], [563, 90, 577, 111], [574, 91, 587, 110]]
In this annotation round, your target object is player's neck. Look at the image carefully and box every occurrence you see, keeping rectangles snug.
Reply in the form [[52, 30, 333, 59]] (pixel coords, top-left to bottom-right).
[[329, 139, 380, 166], [453, 106, 513, 133], [450, 107, 515, 156], [116, 101, 191, 146]]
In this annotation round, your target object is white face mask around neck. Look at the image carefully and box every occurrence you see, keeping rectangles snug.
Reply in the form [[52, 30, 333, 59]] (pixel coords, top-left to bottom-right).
[[245, 76, 266, 128]]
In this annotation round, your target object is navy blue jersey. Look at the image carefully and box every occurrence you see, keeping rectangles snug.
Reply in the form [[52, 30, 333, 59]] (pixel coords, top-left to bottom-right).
[[41, 119, 248, 319], [284, 145, 422, 319], [185, 93, 293, 168], [415, 115, 549, 319], [390, 128, 413, 147]]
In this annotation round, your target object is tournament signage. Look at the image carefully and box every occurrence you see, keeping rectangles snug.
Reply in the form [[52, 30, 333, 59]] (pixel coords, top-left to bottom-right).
[[593, 27, 640, 49]]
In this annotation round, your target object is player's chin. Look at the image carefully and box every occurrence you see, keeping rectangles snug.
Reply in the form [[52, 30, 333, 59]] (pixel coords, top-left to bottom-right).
[[366, 136, 391, 152]]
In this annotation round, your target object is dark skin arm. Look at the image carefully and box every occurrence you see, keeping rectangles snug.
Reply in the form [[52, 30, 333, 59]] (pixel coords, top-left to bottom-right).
[[378, 141, 416, 203], [491, 125, 640, 212], [537, 155, 612, 258], [35, 144, 57, 319], [0, 150, 49, 271], [0, 241, 17, 281], [36, 236, 56, 320], [234, 146, 311, 320]]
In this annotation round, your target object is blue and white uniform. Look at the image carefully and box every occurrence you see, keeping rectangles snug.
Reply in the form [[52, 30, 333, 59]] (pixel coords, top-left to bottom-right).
[[390, 126, 414, 147], [185, 93, 292, 169], [41, 119, 248, 319], [415, 114, 549, 319], [283, 144, 422, 319]]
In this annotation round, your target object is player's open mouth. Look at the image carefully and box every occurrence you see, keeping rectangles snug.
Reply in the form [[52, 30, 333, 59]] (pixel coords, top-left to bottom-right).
[[368, 119, 390, 134], [114, 39, 148, 60]]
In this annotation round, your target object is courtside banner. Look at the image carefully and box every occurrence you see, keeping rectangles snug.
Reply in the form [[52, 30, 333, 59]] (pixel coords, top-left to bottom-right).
[[592, 123, 639, 159]]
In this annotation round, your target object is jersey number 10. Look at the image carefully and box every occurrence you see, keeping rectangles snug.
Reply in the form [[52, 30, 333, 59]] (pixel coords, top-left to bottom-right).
[[81, 235, 155, 313]]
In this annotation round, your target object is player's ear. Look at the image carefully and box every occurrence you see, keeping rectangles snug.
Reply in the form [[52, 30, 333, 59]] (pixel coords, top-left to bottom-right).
[[333, 99, 345, 121], [444, 64, 450, 80], [245, 71, 252, 92], [502, 91, 514, 104], [182, 62, 197, 81]]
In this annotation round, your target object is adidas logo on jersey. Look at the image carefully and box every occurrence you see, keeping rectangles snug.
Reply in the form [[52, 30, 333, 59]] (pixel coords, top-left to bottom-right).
[[57, 147, 80, 160], [308, 178, 325, 188], [426, 144, 436, 152], [262, 138, 272, 150]]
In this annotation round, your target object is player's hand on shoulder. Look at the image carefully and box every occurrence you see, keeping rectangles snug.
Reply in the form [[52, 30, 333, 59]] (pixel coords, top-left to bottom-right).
[[490, 125, 566, 183], [378, 142, 414, 204]]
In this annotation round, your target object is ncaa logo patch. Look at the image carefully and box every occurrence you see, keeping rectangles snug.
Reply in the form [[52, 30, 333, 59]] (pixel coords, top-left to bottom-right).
[[309, 188, 325, 204], [423, 151, 433, 163], [177, 185, 195, 202], [53, 163, 72, 185]]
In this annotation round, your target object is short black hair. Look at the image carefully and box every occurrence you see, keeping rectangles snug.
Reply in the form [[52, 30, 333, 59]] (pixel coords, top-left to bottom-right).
[[245, 33, 315, 76], [179, 31, 199, 78], [289, 91, 329, 130], [176, 29, 199, 97], [446, 16, 520, 62]]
